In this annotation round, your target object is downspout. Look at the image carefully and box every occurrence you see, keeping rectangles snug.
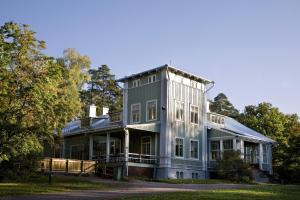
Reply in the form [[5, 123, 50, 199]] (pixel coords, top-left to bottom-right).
[[203, 81, 215, 178]]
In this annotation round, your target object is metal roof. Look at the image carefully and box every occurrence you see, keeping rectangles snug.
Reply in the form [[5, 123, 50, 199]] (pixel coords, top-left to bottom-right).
[[221, 116, 276, 143], [117, 64, 213, 84]]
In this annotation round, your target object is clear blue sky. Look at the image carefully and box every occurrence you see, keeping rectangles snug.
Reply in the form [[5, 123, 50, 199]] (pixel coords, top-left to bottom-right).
[[1, 0, 300, 115]]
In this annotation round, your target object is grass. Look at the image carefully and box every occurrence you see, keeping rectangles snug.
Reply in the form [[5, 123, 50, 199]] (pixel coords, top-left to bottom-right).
[[0, 175, 111, 197], [156, 178, 240, 184], [122, 184, 300, 200]]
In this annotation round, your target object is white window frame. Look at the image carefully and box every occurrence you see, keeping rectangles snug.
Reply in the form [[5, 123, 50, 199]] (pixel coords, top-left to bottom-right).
[[141, 136, 151, 155], [210, 140, 220, 161], [175, 101, 184, 121], [132, 79, 141, 88], [146, 99, 157, 122], [148, 74, 156, 84], [190, 139, 199, 159], [190, 104, 199, 125], [131, 103, 141, 124], [223, 139, 233, 151], [175, 137, 184, 158]]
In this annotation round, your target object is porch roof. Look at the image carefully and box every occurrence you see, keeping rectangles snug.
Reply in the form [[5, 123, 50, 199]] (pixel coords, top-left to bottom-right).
[[209, 115, 276, 143], [62, 116, 159, 137]]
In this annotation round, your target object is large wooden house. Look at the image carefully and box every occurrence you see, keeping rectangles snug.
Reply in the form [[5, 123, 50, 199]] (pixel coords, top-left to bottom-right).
[[60, 64, 275, 179]]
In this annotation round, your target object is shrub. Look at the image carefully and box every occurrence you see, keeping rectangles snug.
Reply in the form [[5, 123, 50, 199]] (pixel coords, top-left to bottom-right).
[[215, 150, 253, 183]]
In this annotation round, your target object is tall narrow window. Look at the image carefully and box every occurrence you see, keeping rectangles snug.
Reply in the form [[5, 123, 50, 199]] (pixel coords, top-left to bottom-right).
[[148, 75, 156, 83], [175, 101, 184, 121], [147, 100, 157, 121], [263, 144, 267, 163], [223, 140, 233, 151], [131, 103, 140, 123], [175, 138, 184, 157], [190, 140, 199, 159], [141, 137, 151, 155], [190, 105, 199, 124], [132, 79, 140, 88], [210, 141, 220, 160]]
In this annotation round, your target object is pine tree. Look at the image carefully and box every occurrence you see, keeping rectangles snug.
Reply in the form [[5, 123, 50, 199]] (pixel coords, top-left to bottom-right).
[[81, 65, 122, 116], [210, 93, 239, 118]]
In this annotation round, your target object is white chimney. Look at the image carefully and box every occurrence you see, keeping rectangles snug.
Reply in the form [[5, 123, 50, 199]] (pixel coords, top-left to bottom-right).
[[102, 107, 109, 116], [89, 104, 97, 118]]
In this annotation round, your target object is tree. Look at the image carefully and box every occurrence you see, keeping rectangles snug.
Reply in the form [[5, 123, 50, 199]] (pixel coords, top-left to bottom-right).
[[238, 102, 300, 183], [81, 65, 122, 116], [0, 22, 90, 165], [210, 93, 239, 118]]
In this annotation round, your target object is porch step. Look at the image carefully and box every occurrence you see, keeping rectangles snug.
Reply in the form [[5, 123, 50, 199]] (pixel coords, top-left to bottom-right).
[[251, 167, 270, 183]]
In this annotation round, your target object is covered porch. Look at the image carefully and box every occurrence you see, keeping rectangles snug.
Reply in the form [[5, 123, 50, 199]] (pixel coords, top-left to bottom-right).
[[88, 125, 160, 177]]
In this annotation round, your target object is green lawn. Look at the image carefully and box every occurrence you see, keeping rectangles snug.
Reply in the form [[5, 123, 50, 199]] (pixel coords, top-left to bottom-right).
[[156, 178, 244, 184], [123, 184, 300, 200], [0, 175, 111, 196]]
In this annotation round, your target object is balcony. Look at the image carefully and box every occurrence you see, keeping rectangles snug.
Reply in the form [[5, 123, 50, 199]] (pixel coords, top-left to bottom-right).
[[207, 112, 225, 127]]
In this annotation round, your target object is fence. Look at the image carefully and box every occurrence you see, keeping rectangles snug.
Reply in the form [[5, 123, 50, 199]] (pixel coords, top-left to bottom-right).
[[39, 158, 96, 174]]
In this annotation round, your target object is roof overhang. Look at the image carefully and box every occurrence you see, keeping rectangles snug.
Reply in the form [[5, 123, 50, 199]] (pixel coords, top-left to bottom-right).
[[117, 64, 213, 85]]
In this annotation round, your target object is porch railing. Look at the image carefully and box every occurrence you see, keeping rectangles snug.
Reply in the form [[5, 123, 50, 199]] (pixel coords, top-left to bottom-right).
[[128, 153, 157, 164], [207, 112, 225, 126], [95, 153, 158, 165]]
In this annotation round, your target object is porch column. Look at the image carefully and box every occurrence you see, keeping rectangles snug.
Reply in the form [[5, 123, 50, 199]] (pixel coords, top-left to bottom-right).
[[233, 138, 237, 151], [124, 128, 129, 176], [240, 139, 245, 159], [259, 143, 263, 170], [155, 133, 158, 157], [106, 133, 110, 162], [268, 144, 273, 174], [89, 135, 93, 160], [62, 139, 66, 158], [220, 140, 223, 159]]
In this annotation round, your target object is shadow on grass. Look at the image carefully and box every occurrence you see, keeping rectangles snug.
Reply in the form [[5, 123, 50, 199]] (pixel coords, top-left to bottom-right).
[[0, 175, 111, 197], [122, 185, 300, 200]]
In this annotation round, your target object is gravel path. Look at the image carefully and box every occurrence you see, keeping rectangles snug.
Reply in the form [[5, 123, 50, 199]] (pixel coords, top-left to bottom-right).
[[0, 178, 254, 200]]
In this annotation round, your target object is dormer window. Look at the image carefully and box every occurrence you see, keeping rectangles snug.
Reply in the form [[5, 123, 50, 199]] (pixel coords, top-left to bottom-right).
[[148, 75, 156, 83], [132, 79, 140, 88]]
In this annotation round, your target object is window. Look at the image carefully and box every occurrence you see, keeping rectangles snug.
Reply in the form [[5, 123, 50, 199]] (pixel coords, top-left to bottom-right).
[[93, 140, 116, 157], [192, 172, 198, 179], [190, 140, 199, 159], [210, 141, 220, 160], [70, 145, 84, 160], [148, 75, 156, 83], [180, 171, 184, 179], [175, 101, 184, 121], [132, 79, 140, 88], [191, 80, 197, 88], [146, 100, 157, 121], [175, 138, 184, 157], [110, 141, 116, 155], [131, 103, 141, 123], [141, 136, 151, 155], [176, 171, 180, 179], [177, 171, 184, 179], [190, 105, 199, 124], [263, 144, 267, 163], [223, 140, 233, 151]]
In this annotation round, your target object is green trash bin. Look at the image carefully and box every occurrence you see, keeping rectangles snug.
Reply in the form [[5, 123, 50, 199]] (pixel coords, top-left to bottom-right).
[[113, 166, 123, 181]]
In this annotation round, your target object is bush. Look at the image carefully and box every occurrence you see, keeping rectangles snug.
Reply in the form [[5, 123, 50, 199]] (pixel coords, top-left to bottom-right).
[[215, 150, 253, 183], [0, 152, 42, 181]]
